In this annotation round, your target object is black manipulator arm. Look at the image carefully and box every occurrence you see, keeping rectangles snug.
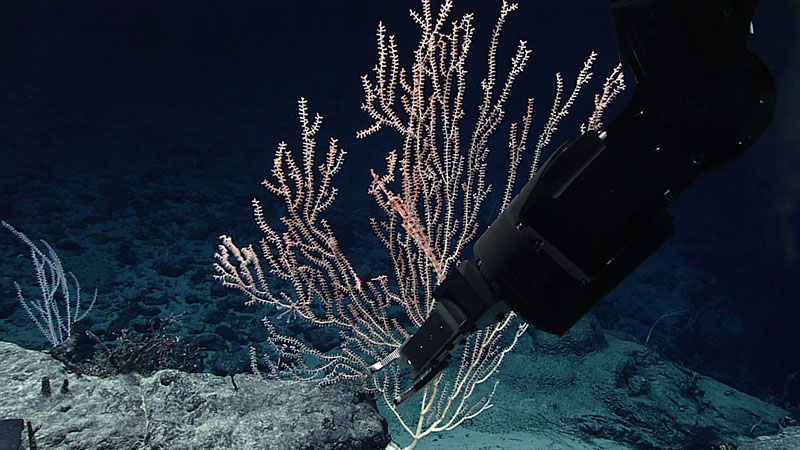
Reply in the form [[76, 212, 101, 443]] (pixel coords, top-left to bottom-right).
[[375, 0, 776, 403]]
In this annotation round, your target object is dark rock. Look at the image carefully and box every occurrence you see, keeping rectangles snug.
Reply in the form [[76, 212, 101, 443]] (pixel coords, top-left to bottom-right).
[[531, 313, 608, 356], [214, 324, 239, 343], [194, 333, 227, 352]]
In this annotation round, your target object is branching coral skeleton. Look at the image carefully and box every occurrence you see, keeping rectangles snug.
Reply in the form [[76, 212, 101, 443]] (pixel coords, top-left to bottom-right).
[[214, 1, 623, 448]]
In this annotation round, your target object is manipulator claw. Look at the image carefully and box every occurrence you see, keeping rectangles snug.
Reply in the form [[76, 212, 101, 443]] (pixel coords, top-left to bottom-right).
[[369, 259, 507, 404]]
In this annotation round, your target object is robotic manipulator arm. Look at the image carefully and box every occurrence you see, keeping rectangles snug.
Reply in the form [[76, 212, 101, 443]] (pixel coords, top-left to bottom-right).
[[369, 0, 777, 404]]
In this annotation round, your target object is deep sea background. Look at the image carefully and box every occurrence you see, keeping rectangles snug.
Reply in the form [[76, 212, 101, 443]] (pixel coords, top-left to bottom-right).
[[0, 0, 798, 446]]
